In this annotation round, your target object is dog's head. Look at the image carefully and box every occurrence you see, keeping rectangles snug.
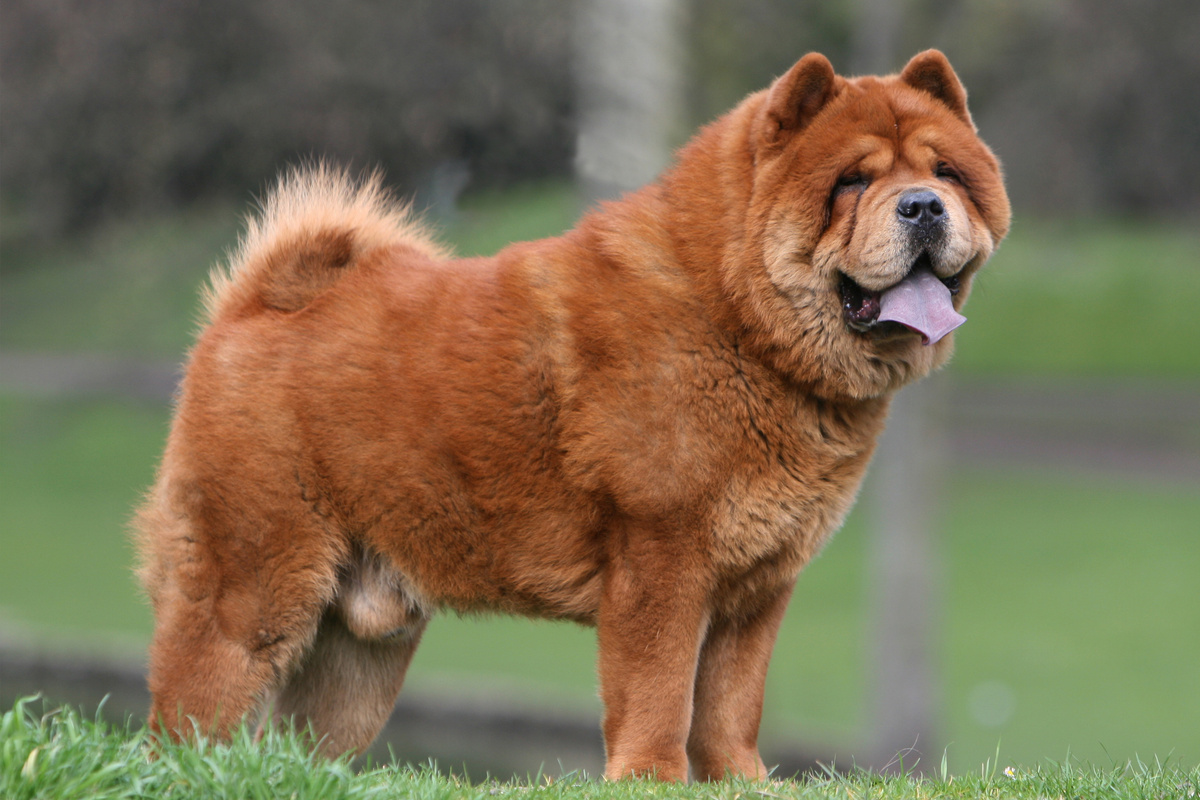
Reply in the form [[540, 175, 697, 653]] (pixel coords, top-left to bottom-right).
[[736, 50, 1011, 399]]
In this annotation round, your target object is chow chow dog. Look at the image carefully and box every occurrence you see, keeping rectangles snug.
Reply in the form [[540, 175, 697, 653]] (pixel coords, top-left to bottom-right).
[[135, 50, 1009, 781]]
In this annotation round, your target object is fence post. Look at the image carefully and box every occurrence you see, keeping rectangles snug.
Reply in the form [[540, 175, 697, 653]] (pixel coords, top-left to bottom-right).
[[866, 376, 946, 771]]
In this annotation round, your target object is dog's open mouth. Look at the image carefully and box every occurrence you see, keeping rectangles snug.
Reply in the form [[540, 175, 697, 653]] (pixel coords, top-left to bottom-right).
[[840, 276, 884, 332], [840, 255, 965, 345]]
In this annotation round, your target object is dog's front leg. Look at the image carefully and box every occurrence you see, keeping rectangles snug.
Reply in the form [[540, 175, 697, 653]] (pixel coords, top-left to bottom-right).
[[687, 584, 794, 781], [596, 529, 710, 782]]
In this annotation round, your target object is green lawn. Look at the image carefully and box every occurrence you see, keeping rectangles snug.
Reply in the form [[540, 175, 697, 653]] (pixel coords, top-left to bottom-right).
[[0, 204, 238, 356], [939, 470, 1200, 771], [0, 397, 163, 636], [953, 218, 1200, 376], [4, 698, 1197, 800]]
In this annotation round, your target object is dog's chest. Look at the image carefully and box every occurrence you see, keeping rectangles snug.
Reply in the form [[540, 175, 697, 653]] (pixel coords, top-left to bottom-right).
[[709, 397, 883, 577]]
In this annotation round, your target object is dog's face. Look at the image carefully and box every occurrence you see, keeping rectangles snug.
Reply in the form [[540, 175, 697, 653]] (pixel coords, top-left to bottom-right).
[[743, 51, 1011, 399]]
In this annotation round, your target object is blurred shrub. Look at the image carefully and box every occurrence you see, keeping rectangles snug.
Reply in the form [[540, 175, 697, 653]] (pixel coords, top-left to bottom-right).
[[2, 0, 1197, 242], [687, 0, 1200, 219], [0, 0, 574, 238]]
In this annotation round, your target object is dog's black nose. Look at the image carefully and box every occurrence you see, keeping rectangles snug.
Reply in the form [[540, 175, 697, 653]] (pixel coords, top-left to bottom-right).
[[897, 189, 946, 227]]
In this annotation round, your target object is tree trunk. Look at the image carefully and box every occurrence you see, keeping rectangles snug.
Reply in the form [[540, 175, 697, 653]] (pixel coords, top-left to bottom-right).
[[573, 0, 684, 201]]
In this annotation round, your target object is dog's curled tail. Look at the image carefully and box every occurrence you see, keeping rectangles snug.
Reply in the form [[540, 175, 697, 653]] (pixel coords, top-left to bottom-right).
[[203, 163, 447, 322]]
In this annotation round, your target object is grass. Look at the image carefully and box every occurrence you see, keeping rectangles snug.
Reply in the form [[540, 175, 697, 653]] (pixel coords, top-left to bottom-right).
[[3, 698, 1196, 800], [938, 469, 1200, 771], [0, 396, 164, 636], [0, 203, 239, 356], [953, 217, 1200, 376]]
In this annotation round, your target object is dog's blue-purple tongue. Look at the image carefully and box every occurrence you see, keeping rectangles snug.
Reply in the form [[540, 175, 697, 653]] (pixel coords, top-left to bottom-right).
[[878, 265, 966, 345]]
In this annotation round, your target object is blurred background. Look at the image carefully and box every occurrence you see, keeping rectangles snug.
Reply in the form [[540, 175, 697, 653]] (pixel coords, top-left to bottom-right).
[[1, 0, 1197, 779]]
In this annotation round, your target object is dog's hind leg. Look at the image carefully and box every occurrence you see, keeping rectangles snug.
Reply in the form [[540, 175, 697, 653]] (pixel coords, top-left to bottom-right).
[[258, 545, 429, 757], [262, 608, 427, 758]]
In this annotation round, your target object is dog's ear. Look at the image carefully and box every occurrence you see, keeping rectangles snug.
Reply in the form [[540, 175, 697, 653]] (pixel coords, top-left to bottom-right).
[[761, 53, 839, 145], [900, 49, 973, 127]]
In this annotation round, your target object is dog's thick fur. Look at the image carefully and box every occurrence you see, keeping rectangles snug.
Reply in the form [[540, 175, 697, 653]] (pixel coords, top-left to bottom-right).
[[136, 51, 1009, 781]]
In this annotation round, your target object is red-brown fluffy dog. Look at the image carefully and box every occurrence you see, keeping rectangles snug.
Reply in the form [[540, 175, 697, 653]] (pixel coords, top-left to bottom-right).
[[136, 50, 1009, 781]]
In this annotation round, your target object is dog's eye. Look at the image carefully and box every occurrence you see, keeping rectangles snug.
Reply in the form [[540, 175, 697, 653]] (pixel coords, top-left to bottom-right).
[[935, 162, 963, 184], [833, 174, 868, 195]]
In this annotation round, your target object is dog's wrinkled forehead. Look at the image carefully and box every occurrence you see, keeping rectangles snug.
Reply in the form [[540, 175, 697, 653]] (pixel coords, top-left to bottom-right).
[[827, 88, 965, 163]]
